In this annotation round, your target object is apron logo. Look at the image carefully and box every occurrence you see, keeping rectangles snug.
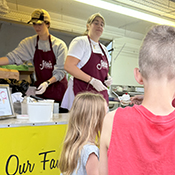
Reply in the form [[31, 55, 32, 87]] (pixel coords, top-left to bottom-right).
[[96, 60, 108, 70], [40, 60, 53, 70]]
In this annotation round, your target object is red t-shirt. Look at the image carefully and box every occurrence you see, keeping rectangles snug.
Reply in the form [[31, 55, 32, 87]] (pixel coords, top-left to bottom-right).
[[108, 105, 175, 175]]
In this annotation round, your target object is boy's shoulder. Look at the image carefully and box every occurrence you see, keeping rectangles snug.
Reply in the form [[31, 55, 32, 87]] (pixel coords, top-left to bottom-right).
[[106, 110, 116, 122], [115, 105, 139, 117], [106, 105, 140, 125]]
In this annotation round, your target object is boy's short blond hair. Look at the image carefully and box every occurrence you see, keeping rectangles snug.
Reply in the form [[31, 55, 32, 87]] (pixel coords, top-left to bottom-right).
[[139, 25, 175, 80]]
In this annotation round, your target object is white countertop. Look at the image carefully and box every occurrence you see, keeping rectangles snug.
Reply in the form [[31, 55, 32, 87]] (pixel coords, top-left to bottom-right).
[[0, 113, 69, 128]]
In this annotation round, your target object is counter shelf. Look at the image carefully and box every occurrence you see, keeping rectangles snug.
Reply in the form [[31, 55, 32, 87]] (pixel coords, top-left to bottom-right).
[[0, 113, 69, 128]]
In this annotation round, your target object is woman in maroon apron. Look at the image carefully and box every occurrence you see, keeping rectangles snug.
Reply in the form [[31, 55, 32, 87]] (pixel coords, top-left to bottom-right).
[[63, 13, 112, 106], [73, 35, 109, 103], [34, 35, 67, 102], [28, 9, 68, 104], [0, 9, 68, 108]]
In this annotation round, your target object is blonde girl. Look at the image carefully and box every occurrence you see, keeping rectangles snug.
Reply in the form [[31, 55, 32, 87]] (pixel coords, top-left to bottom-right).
[[59, 92, 107, 175]]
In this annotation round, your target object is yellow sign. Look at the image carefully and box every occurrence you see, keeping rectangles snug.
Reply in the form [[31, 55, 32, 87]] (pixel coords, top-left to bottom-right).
[[0, 124, 67, 174]]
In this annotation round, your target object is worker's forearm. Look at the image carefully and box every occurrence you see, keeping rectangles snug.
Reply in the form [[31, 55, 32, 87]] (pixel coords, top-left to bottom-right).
[[65, 65, 91, 83], [48, 76, 57, 84], [0, 57, 10, 65]]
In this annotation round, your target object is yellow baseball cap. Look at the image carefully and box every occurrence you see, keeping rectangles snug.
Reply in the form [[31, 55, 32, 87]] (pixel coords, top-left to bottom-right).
[[27, 9, 50, 24]]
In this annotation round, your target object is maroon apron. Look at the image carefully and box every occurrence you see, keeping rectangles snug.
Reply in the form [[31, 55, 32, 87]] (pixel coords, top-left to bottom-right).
[[34, 35, 67, 102], [73, 36, 109, 104]]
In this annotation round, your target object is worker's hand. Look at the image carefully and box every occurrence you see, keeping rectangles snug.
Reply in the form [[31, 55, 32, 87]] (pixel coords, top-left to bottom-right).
[[89, 77, 108, 92], [104, 75, 112, 87], [35, 82, 48, 95], [130, 94, 144, 105]]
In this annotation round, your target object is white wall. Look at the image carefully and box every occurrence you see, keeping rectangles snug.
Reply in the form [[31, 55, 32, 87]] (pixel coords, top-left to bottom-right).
[[111, 37, 143, 86]]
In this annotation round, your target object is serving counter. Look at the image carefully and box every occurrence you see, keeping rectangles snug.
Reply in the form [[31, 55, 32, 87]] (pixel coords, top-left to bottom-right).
[[0, 113, 69, 175]]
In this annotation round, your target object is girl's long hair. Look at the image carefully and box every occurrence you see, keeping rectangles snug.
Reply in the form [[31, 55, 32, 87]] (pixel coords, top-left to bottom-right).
[[59, 92, 106, 175]]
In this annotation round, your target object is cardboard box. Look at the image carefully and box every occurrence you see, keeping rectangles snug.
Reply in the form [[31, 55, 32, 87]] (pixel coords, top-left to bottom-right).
[[0, 68, 19, 80]]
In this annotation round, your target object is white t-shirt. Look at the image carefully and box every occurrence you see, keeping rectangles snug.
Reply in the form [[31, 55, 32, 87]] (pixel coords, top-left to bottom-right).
[[68, 35, 109, 69]]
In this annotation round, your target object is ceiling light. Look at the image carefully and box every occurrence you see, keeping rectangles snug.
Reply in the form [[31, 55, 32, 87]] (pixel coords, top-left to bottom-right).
[[75, 0, 175, 26]]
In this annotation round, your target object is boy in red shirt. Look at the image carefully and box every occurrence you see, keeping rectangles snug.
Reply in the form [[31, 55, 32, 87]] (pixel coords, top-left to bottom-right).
[[99, 25, 175, 175]]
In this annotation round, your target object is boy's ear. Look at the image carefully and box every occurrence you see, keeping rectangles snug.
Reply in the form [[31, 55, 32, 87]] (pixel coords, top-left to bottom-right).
[[134, 68, 143, 85]]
